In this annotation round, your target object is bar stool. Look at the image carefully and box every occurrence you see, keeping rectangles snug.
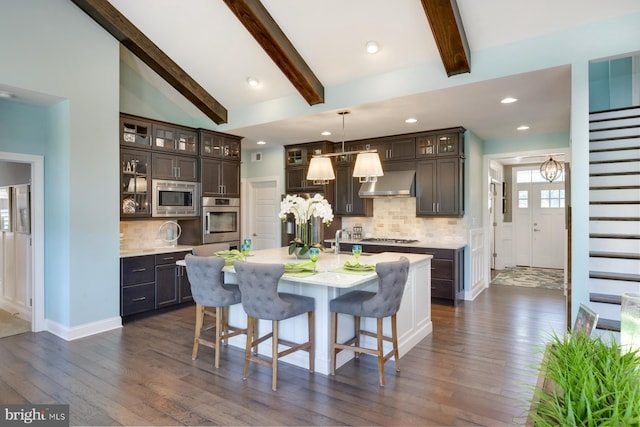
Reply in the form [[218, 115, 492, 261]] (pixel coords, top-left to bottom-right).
[[184, 254, 247, 368], [234, 260, 315, 391], [329, 256, 410, 386]]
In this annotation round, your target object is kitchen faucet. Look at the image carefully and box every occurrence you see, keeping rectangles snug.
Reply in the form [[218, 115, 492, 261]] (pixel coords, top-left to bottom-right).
[[334, 229, 343, 255]]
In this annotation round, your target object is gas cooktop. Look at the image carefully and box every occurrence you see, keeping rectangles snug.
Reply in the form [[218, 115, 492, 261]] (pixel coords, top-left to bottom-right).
[[360, 238, 419, 244]]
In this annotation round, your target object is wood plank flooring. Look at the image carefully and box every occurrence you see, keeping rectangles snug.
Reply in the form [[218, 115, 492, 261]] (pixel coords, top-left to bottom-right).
[[0, 284, 565, 426]]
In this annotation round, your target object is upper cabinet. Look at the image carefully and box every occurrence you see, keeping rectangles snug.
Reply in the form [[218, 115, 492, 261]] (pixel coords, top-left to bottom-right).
[[200, 130, 241, 159], [151, 123, 198, 155], [120, 148, 151, 218], [284, 141, 332, 194], [120, 116, 152, 148], [416, 128, 464, 158], [152, 153, 198, 181], [359, 136, 416, 162]]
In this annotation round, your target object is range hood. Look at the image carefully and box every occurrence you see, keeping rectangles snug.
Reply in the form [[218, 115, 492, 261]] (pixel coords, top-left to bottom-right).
[[358, 170, 416, 198]]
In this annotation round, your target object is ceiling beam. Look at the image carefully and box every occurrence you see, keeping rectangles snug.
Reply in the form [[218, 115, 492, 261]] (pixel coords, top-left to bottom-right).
[[71, 0, 228, 124], [223, 0, 325, 105], [420, 0, 471, 76]]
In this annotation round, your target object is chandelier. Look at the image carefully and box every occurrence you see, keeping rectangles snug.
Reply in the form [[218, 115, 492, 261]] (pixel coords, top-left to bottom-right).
[[540, 156, 563, 182], [306, 111, 384, 184]]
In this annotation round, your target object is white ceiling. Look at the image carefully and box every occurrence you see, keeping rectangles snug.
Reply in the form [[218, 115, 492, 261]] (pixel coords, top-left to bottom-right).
[[7, 1, 640, 158]]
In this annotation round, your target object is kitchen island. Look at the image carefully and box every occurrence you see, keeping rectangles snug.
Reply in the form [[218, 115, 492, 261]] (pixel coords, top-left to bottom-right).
[[210, 247, 433, 375]]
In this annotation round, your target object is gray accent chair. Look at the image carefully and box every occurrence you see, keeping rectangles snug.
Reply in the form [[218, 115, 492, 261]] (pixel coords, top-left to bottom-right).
[[329, 256, 410, 386], [184, 254, 247, 368], [234, 260, 315, 391]]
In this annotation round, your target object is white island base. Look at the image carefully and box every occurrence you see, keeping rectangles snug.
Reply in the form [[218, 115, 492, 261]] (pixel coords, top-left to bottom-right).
[[217, 247, 433, 376]]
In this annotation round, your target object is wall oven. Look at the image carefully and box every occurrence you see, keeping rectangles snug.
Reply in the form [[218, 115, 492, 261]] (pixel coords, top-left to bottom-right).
[[202, 197, 240, 245], [152, 179, 200, 217]]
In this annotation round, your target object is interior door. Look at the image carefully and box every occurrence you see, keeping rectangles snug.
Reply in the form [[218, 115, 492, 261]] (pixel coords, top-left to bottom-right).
[[245, 179, 279, 250], [531, 182, 565, 268]]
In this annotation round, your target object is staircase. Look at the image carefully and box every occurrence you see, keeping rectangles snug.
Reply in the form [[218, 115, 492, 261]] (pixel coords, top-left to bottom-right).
[[588, 106, 640, 333]]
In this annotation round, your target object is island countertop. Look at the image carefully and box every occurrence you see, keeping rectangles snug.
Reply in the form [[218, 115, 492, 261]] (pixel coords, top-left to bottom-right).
[[216, 246, 432, 289]]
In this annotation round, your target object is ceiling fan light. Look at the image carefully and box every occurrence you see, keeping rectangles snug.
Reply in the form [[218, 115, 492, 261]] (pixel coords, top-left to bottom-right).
[[353, 152, 384, 182], [306, 156, 335, 184], [540, 156, 563, 182]]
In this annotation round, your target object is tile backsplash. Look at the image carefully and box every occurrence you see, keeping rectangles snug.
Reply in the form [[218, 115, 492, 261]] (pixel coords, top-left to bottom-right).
[[340, 198, 467, 243], [120, 220, 181, 249]]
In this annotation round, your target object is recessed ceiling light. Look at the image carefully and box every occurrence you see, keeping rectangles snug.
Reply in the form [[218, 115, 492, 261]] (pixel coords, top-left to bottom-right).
[[0, 91, 15, 99], [247, 77, 260, 87], [501, 97, 518, 104], [517, 125, 530, 131], [365, 41, 380, 54], [405, 118, 418, 124], [256, 140, 266, 145], [321, 131, 331, 136]]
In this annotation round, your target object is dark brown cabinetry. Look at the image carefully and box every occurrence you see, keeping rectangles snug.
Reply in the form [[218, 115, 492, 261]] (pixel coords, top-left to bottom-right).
[[333, 164, 373, 216], [201, 158, 240, 197], [151, 123, 198, 155], [415, 127, 465, 217], [120, 116, 152, 148], [337, 242, 464, 306], [284, 142, 332, 194], [152, 152, 199, 181], [200, 130, 241, 159], [358, 136, 415, 161], [120, 255, 155, 316], [120, 251, 192, 318], [120, 149, 151, 218]]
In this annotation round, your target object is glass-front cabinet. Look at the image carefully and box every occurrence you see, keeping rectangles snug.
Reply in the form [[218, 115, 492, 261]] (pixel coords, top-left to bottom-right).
[[120, 149, 151, 218], [120, 116, 151, 148], [152, 124, 198, 154]]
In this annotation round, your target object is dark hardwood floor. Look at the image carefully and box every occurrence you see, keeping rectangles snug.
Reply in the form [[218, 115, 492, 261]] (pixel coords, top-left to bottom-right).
[[0, 284, 565, 426]]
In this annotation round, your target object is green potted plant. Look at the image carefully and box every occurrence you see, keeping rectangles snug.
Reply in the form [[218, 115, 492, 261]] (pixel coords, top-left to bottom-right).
[[528, 332, 640, 426]]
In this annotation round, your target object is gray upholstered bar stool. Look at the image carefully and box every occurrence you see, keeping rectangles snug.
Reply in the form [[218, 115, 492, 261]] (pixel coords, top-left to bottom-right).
[[234, 260, 315, 391], [329, 256, 410, 386], [184, 254, 247, 369]]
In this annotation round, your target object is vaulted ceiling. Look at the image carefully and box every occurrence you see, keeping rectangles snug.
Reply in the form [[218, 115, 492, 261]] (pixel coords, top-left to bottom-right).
[[69, 0, 640, 150]]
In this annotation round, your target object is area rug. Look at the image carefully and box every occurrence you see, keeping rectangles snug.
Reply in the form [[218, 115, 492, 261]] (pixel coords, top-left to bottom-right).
[[0, 309, 31, 339], [491, 267, 564, 290]]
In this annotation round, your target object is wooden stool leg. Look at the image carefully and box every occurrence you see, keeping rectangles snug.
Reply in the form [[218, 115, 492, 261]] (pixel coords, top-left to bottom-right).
[[377, 318, 385, 387], [192, 304, 204, 360], [308, 310, 315, 373], [330, 312, 337, 375], [214, 306, 222, 368], [222, 306, 229, 346], [272, 320, 279, 391], [354, 315, 361, 359], [391, 314, 400, 372], [243, 317, 253, 380]]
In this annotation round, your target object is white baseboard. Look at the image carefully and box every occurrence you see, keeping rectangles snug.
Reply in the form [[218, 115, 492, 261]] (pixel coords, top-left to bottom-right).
[[47, 316, 122, 341], [465, 279, 488, 301], [0, 298, 32, 323]]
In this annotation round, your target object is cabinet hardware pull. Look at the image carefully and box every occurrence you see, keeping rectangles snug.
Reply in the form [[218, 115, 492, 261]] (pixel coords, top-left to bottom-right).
[[132, 268, 147, 272], [432, 202, 435, 212], [132, 297, 147, 302], [162, 257, 173, 261]]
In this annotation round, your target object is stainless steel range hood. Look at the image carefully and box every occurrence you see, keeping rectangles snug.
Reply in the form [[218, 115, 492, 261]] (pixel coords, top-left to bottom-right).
[[358, 170, 416, 198]]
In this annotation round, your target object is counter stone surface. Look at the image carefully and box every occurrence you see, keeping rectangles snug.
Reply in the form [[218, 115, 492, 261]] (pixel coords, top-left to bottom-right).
[[325, 238, 466, 250], [120, 245, 194, 258]]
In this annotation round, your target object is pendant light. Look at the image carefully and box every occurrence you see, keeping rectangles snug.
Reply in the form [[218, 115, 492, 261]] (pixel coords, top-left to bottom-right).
[[540, 156, 563, 182], [306, 111, 384, 184]]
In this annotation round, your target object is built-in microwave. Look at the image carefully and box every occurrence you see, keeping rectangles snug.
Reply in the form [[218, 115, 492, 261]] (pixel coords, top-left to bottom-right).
[[152, 179, 200, 217]]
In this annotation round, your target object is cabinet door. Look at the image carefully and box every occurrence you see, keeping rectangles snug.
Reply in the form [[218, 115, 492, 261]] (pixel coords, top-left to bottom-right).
[[120, 116, 152, 148], [436, 157, 461, 216], [175, 128, 198, 154], [285, 166, 307, 193], [201, 158, 222, 196], [174, 155, 198, 181], [152, 124, 177, 151], [178, 265, 193, 302], [416, 160, 437, 215], [120, 149, 151, 217], [416, 135, 437, 157], [155, 264, 179, 308], [333, 165, 351, 215], [152, 153, 177, 180], [220, 160, 240, 197], [436, 133, 460, 157], [386, 137, 415, 160], [286, 146, 307, 166]]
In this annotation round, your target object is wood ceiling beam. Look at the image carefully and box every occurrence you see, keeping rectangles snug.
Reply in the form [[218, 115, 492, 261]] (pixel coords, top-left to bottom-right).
[[420, 0, 471, 76], [223, 0, 325, 105], [71, 0, 228, 124]]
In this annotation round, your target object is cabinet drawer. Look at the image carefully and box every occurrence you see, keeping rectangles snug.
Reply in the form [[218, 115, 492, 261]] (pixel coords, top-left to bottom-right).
[[409, 247, 454, 260], [121, 256, 155, 286], [431, 279, 454, 300], [432, 259, 453, 280], [155, 251, 190, 265], [121, 283, 156, 316]]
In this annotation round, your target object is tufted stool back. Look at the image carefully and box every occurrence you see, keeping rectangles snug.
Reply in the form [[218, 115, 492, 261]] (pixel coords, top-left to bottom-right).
[[185, 254, 240, 308]]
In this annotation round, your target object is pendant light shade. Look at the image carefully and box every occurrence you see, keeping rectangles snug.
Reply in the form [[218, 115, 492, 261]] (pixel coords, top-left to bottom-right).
[[540, 156, 563, 182], [306, 156, 335, 183], [353, 152, 384, 182]]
